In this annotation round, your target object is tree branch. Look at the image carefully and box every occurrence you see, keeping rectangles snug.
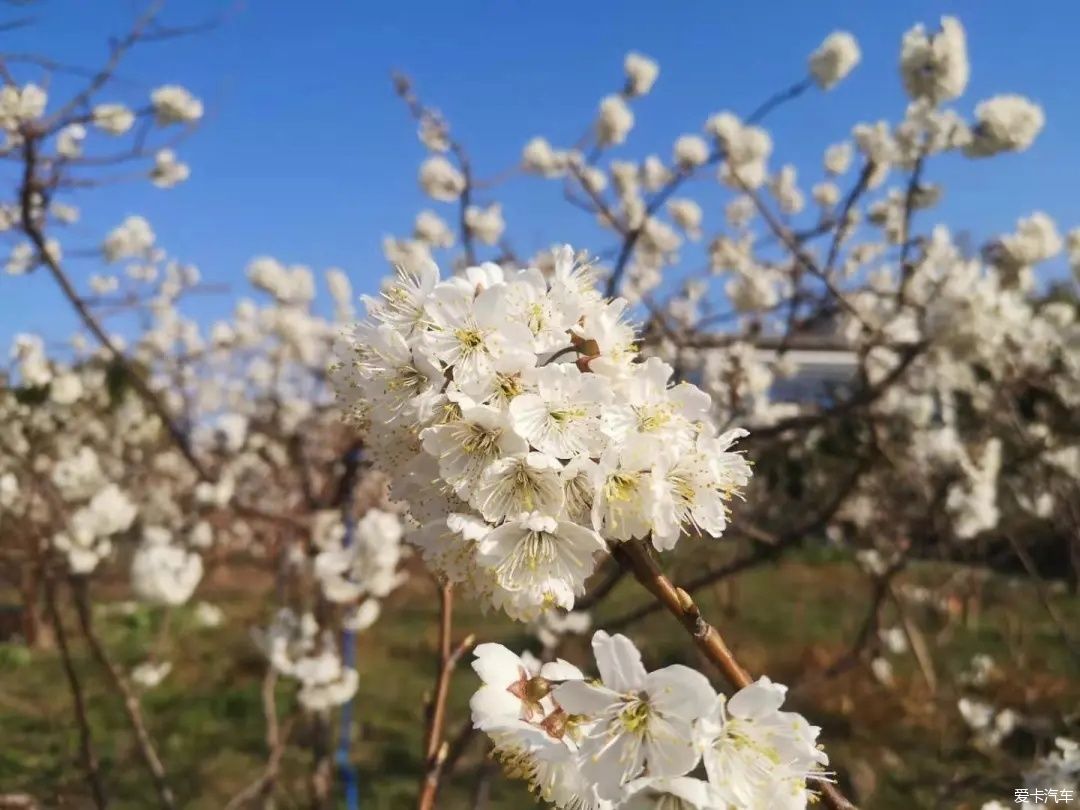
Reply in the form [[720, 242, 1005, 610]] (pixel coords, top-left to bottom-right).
[[43, 575, 107, 810], [417, 583, 474, 810], [612, 540, 858, 810], [70, 578, 176, 810]]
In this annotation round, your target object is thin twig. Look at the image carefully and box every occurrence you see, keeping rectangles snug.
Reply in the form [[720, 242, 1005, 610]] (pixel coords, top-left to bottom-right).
[[603, 77, 813, 298], [609, 455, 872, 628], [823, 162, 875, 277], [744, 76, 813, 125], [70, 578, 176, 810], [44, 575, 107, 809], [417, 583, 475, 810], [886, 580, 937, 693], [612, 540, 858, 810], [18, 132, 209, 479], [223, 669, 292, 810]]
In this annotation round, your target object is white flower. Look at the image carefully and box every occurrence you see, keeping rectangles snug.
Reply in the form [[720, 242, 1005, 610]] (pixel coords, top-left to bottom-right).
[[131, 530, 203, 606], [824, 142, 853, 175], [51, 202, 80, 224], [194, 602, 224, 628], [73, 484, 137, 538], [0, 473, 18, 509], [870, 657, 894, 686], [465, 202, 505, 245], [509, 363, 609, 459], [314, 508, 405, 603], [809, 31, 861, 90], [601, 357, 709, 457], [553, 631, 716, 800], [414, 209, 455, 247], [335, 320, 442, 421], [592, 449, 653, 542], [476, 512, 605, 611], [92, 103, 135, 135], [770, 164, 805, 215], [150, 149, 190, 188], [597, 95, 634, 146], [619, 776, 720, 809], [522, 137, 569, 177], [421, 280, 534, 393], [958, 698, 1019, 748], [667, 199, 703, 240], [360, 259, 439, 334], [900, 16, 969, 103], [131, 660, 172, 689], [51, 447, 102, 501], [698, 676, 829, 809], [421, 403, 528, 497], [49, 372, 83, 405], [150, 85, 203, 125], [991, 212, 1062, 286], [648, 429, 750, 551], [57, 124, 86, 159], [673, 134, 709, 169], [469, 643, 583, 729], [103, 216, 156, 262], [6, 243, 34, 276], [533, 609, 592, 652], [472, 453, 565, 522], [338, 245, 754, 619], [343, 600, 382, 632], [0, 83, 46, 128], [812, 181, 840, 208], [419, 155, 465, 201], [624, 52, 659, 97], [53, 529, 113, 575], [326, 268, 354, 318], [708, 112, 773, 189], [964, 95, 1044, 157], [294, 647, 359, 711]]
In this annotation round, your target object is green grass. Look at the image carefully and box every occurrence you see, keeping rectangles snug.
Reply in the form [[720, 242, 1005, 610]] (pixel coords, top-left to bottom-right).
[[2, 551, 1077, 809]]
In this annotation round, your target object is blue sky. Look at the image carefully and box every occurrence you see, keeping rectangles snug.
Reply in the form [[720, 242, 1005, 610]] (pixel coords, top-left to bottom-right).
[[2, 0, 1078, 346]]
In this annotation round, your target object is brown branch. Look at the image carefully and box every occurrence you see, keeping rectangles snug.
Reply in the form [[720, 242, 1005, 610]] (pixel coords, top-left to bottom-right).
[[70, 578, 177, 810], [224, 669, 292, 810], [896, 148, 928, 304], [44, 1, 163, 129], [886, 580, 937, 693], [602, 78, 813, 298], [43, 575, 107, 810], [731, 169, 871, 331], [18, 134, 210, 480], [391, 72, 477, 265], [609, 454, 873, 628], [417, 583, 475, 810], [823, 162, 875, 277], [806, 562, 905, 687], [612, 540, 857, 810]]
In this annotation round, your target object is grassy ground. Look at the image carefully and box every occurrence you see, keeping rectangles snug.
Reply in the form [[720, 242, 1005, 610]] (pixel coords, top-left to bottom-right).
[[1, 548, 1077, 809]]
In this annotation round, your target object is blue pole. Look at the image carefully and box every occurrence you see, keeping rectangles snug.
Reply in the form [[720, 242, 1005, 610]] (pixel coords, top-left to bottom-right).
[[336, 446, 362, 810]]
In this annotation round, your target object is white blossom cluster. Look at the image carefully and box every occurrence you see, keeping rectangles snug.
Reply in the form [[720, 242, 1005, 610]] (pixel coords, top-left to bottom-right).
[[130, 526, 204, 606], [313, 507, 406, 622], [332, 246, 752, 621], [468, 632, 828, 809], [254, 608, 359, 711]]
